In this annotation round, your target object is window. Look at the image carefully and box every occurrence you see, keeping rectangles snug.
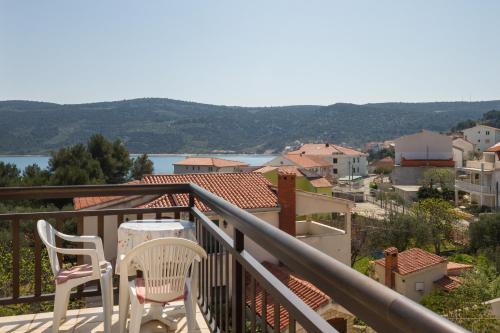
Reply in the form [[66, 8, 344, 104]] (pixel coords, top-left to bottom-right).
[[478, 139, 481, 142], [333, 158, 338, 164], [208, 167, 213, 172], [333, 169, 338, 174], [486, 131, 490, 135], [352, 167, 355, 173], [357, 157, 360, 163], [357, 167, 359, 173], [486, 139, 491, 143]]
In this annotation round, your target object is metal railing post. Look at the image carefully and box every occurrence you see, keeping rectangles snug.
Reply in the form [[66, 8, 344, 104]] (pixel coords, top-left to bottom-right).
[[232, 228, 244, 333]]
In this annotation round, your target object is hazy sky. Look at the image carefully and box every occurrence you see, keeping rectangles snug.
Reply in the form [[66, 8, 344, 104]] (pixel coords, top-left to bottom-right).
[[1, 1, 499, 106]]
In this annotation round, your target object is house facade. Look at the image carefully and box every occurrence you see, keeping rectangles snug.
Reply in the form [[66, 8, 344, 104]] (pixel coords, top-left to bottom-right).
[[452, 137, 475, 168], [462, 124, 500, 153], [265, 154, 334, 179], [173, 157, 249, 174], [455, 147, 500, 208], [371, 247, 471, 302], [272, 143, 368, 180], [392, 130, 454, 185]]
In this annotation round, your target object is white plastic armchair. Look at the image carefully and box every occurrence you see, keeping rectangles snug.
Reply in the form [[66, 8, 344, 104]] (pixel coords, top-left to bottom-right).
[[118, 237, 207, 333], [37, 220, 113, 333]]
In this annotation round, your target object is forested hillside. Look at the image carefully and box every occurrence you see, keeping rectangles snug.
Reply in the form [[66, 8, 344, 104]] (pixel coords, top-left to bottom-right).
[[1, 98, 500, 154]]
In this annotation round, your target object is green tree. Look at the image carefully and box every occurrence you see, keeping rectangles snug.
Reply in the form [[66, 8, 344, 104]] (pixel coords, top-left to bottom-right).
[[470, 213, 500, 252], [421, 258, 500, 332], [411, 198, 459, 254], [420, 168, 455, 190], [49, 144, 105, 185], [131, 153, 154, 180], [0, 162, 21, 187], [87, 134, 132, 184], [22, 164, 50, 186]]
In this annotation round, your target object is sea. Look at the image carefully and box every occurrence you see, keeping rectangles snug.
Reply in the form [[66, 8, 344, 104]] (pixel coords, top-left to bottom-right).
[[0, 154, 276, 174]]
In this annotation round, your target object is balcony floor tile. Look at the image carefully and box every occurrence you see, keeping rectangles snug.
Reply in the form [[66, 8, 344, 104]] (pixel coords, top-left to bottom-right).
[[0, 304, 208, 333]]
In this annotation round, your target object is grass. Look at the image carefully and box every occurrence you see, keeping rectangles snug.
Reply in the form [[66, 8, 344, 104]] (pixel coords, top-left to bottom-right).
[[353, 256, 374, 276]]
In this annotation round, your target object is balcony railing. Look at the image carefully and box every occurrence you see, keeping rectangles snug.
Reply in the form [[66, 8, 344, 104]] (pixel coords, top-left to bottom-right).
[[0, 184, 468, 333], [455, 180, 494, 194]]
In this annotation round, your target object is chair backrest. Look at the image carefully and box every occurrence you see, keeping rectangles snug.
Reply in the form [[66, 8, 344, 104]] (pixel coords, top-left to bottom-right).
[[122, 237, 207, 303], [37, 219, 60, 276]]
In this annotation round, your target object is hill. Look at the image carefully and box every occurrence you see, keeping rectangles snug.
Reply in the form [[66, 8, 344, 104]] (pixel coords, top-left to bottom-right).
[[1, 98, 500, 154]]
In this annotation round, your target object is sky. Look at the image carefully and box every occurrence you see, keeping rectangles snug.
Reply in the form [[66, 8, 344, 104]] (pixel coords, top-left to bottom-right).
[[1, 0, 499, 106]]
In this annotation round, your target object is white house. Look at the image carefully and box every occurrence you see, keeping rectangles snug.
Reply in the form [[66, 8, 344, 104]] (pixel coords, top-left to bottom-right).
[[463, 124, 500, 153], [392, 130, 454, 185], [372, 247, 472, 302], [452, 137, 475, 168], [273, 143, 368, 180], [455, 145, 500, 208], [173, 157, 249, 174], [265, 154, 334, 179]]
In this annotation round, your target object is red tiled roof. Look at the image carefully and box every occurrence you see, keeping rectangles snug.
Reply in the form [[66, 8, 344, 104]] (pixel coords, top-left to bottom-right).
[[254, 165, 304, 177], [374, 248, 446, 276], [400, 158, 455, 167], [173, 157, 249, 168], [487, 143, 500, 152], [246, 262, 330, 330], [74, 180, 140, 210], [141, 173, 278, 212], [288, 143, 365, 157], [434, 275, 463, 291], [447, 262, 473, 273], [284, 154, 332, 168], [309, 177, 332, 188]]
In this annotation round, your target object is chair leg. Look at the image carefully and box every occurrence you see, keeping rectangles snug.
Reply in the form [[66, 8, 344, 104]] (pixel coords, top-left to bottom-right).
[[100, 277, 112, 333], [185, 291, 196, 333], [61, 290, 71, 321], [119, 276, 130, 333], [52, 285, 69, 333], [128, 297, 144, 333]]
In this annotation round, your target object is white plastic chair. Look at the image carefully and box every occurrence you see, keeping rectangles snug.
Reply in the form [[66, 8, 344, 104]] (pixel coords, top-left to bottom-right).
[[37, 219, 113, 333], [118, 237, 207, 333]]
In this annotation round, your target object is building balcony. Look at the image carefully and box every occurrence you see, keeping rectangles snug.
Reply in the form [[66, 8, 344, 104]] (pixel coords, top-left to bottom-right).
[[0, 184, 467, 333], [455, 179, 495, 195]]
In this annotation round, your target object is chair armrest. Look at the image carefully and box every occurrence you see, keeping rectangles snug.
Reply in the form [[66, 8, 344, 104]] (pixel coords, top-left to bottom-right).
[[55, 247, 101, 278], [55, 231, 106, 262]]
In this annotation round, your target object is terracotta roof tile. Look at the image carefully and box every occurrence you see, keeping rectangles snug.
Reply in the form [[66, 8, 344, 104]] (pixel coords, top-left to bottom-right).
[[400, 158, 455, 167], [245, 262, 330, 330], [254, 165, 304, 177], [74, 180, 140, 210], [141, 173, 278, 212], [173, 157, 249, 168], [289, 143, 365, 157], [374, 248, 446, 276], [284, 154, 332, 168], [434, 275, 463, 291], [309, 177, 332, 188], [447, 262, 473, 273]]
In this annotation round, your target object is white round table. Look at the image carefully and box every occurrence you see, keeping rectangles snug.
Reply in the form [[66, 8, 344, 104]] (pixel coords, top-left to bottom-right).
[[116, 219, 196, 274], [116, 219, 196, 328]]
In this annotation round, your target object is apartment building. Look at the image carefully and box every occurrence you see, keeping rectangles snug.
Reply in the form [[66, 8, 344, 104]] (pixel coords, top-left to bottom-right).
[[463, 124, 500, 153]]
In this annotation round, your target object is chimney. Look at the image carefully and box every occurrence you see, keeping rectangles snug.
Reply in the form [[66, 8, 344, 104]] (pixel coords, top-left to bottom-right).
[[384, 247, 398, 289], [277, 170, 296, 236]]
